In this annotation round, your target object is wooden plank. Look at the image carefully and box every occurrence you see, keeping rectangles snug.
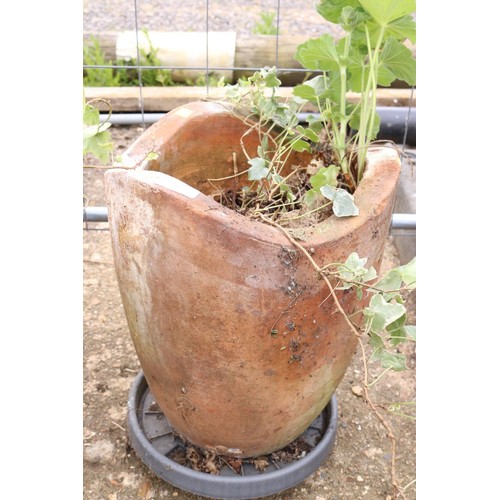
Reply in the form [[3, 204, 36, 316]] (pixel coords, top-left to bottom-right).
[[234, 34, 310, 85], [84, 31, 416, 87], [84, 86, 416, 113]]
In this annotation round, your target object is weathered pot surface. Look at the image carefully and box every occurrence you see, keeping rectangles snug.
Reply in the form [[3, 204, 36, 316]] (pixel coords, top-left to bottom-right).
[[105, 100, 400, 458]]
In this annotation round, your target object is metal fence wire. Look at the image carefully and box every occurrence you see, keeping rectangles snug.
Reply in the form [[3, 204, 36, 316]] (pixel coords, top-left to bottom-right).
[[83, 0, 416, 233]]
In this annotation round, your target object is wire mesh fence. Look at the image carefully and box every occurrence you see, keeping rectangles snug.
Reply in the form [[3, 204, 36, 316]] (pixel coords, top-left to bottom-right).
[[83, 0, 416, 234]]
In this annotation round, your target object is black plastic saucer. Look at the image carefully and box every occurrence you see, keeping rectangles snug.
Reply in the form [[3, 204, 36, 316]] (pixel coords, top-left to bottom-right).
[[127, 371, 338, 500]]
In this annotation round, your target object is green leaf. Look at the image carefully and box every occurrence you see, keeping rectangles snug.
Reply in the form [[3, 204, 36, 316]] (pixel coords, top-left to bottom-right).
[[83, 121, 112, 140], [386, 314, 407, 346], [320, 186, 359, 217], [303, 128, 320, 143], [306, 115, 325, 134], [310, 165, 340, 189], [397, 257, 416, 288], [83, 102, 100, 126], [344, 252, 368, 271], [368, 330, 384, 350], [146, 151, 159, 161], [346, 47, 368, 92], [291, 139, 311, 153], [293, 75, 333, 104], [337, 252, 376, 286], [248, 157, 269, 180], [375, 269, 403, 293], [379, 37, 416, 86], [264, 72, 281, 88], [316, 0, 361, 24], [358, 0, 415, 26], [304, 187, 322, 205], [364, 266, 377, 282], [83, 129, 113, 162], [404, 325, 416, 340], [364, 294, 406, 333], [293, 84, 318, 101], [295, 34, 340, 71], [349, 108, 380, 139], [372, 348, 407, 371], [384, 15, 416, 43]]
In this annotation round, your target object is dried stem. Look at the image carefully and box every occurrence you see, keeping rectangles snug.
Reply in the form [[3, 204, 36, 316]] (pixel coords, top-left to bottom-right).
[[258, 213, 409, 499]]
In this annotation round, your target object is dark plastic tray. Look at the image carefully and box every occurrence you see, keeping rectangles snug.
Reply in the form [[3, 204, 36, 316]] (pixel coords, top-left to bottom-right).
[[127, 371, 338, 499]]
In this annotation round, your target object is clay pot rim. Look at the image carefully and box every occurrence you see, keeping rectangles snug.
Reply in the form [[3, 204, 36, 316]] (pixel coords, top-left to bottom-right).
[[114, 101, 401, 248]]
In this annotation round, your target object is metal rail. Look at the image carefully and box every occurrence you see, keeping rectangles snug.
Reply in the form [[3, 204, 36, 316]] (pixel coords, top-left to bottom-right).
[[83, 207, 416, 230]]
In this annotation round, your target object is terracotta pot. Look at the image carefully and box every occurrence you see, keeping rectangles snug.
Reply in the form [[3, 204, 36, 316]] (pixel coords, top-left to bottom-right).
[[105, 101, 400, 458]]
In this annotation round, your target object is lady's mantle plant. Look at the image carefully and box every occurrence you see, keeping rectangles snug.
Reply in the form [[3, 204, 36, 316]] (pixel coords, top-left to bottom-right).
[[220, 0, 417, 370], [223, 0, 416, 220]]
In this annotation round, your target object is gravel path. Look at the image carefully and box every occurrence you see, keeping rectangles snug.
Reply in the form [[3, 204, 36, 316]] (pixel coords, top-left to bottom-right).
[[83, 0, 341, 38]]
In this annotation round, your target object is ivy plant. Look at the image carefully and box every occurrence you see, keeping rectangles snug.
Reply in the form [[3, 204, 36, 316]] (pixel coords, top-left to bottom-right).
[[223, 0, 416, 219]]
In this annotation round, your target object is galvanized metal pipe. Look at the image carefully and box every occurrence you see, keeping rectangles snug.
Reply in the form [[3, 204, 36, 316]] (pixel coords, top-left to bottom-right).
[[83, 207, 416, 229], [102, 108, 416, 146]]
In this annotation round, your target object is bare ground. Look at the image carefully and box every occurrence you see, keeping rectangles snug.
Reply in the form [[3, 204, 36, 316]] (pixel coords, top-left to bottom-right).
[[83, 125, 416, 500]]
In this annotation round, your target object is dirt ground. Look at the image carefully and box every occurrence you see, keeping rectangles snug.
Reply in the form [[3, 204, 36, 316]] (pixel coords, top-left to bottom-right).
[[83, 125, 416, 500]]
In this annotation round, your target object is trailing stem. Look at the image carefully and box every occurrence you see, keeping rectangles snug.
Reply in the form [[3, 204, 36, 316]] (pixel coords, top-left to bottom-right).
[[258, 213, 412, 499]]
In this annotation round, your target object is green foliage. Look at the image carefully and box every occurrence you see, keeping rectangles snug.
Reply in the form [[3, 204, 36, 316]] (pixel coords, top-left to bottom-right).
[[83, 30, 175, 87], [224, 0, 416, 220], [83, 37, 122, 87], [83, 97, 113, 162], [252, 11, 278, 35], [296, 0, 416, 181], [331, 253, 416, 372]]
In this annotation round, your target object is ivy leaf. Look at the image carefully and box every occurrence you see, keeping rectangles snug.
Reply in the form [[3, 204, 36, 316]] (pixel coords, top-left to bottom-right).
[[371, 348, 407, 371], [398, 257, 416, 289], [404, 325, 416, 340], [247, 157, 269, 180], [376, 257, 416, 295], [291, 139, 311, 153], [304, 187, 322, 206], [386, 314, 407, 346], [310, 165, 340, 189], [358, 0, 416, 27], [375, 269, 402, 293], [379, 37, 416, 86], [264, 71, 281, 88], [303, 128, 320, 142], [368, 330, 407, 371], [338, 252, 377, 287], [305, 115, 325, 134], [320, 185, 359, 217], [295, 34, 340, 71], [364, 294, 406, 334]]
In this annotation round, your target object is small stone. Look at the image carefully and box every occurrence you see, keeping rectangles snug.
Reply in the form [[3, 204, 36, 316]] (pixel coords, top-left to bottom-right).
[[84, 440, 115, 464], [172, 493, 178, 497], [356, 475, 364, 482], [351, 385, 364, 397]]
